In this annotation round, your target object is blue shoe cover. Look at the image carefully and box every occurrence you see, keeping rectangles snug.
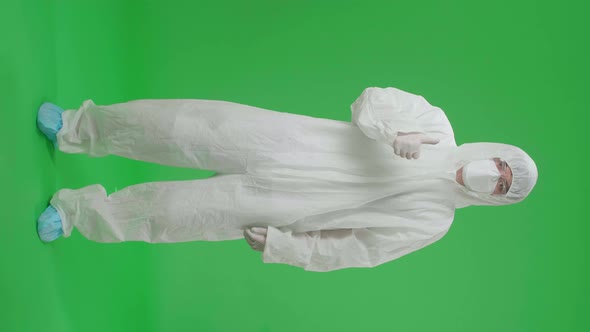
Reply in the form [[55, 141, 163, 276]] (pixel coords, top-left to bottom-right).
[[37, 102, 64, 147], [37, 205, 64, 242]]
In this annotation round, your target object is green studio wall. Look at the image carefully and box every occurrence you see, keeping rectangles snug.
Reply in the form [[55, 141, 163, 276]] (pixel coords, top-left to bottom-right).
[[0, 0, 586, 331]]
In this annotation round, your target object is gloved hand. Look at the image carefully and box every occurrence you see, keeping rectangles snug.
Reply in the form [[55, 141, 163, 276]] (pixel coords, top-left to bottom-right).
[[244, 226, 268, 252], [393, 132, 440, 160]]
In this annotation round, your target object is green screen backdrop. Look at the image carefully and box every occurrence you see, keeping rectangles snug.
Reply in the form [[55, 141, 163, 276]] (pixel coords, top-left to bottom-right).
[[0, 0, 586, 331]]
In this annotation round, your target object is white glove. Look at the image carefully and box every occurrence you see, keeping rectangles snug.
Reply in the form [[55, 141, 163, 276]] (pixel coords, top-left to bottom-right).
[[392, 132, 440, 160], [244, 227, 268, 252]]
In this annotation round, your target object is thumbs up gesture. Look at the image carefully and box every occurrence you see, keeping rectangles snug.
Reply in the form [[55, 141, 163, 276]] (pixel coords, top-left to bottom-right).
[[392, 132, 440, 160]]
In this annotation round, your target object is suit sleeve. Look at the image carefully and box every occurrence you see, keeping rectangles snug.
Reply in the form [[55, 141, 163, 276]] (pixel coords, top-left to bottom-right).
[[350, 87, 455, 147], [261, 209, 452, 272]]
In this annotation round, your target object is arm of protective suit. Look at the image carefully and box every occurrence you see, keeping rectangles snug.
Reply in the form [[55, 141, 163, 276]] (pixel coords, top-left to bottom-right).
[[351, 87, 455, 147], [262, 209, 453, 272]]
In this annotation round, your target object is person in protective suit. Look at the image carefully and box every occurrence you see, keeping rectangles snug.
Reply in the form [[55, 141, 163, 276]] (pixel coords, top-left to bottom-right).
[[36, 86, 538, 272]]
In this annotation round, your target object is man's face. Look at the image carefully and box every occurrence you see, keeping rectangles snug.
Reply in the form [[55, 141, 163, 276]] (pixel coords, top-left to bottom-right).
[[456, 158, 513, 195]]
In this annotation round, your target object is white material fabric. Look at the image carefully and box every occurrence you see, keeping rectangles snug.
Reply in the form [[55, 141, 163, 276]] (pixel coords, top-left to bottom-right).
[[462, 159, 501, 194], [49, 87, 537, 272]]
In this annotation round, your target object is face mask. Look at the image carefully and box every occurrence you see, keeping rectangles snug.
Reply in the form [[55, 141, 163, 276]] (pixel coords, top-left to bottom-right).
[[462, 159, 500, 194]]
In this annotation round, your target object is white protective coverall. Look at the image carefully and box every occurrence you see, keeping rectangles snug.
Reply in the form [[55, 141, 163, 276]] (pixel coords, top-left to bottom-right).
[[49, 87, 538, 272]]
